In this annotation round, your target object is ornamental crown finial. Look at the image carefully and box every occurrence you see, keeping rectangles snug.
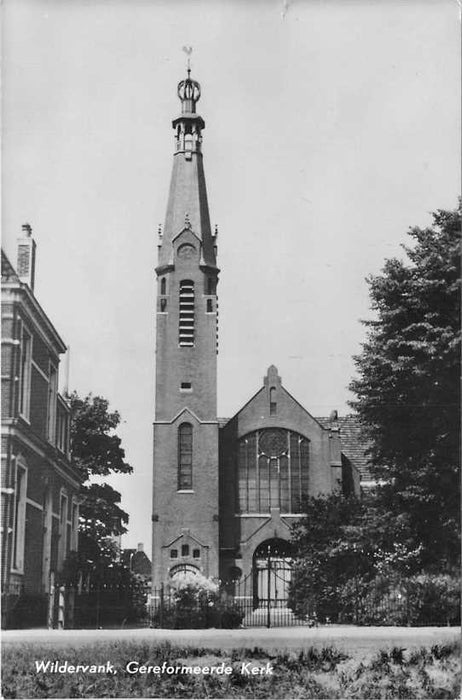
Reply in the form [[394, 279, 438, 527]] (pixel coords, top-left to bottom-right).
[[178, 50, 201, 114]]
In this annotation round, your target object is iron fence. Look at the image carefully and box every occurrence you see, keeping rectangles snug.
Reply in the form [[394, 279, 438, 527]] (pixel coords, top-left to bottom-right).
[[147, 575, 460, 629], [1, 582, 48, 629]]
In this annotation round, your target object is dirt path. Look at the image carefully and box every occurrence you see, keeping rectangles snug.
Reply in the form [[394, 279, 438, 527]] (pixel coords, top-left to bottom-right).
[[2, 626, 459, 658]]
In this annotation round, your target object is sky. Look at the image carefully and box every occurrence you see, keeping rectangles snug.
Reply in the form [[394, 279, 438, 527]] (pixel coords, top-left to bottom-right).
[[2, 0, 460, 551]]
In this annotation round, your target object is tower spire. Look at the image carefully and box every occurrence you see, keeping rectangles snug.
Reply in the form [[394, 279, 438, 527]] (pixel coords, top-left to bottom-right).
[[157, 65, 216, 270]]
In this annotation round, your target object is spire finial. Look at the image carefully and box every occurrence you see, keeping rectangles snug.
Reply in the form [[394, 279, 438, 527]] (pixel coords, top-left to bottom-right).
[[182, 45, 192, 77]]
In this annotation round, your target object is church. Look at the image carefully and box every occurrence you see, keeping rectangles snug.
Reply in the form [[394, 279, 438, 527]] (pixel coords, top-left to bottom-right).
[[151, 69, 368, 603]]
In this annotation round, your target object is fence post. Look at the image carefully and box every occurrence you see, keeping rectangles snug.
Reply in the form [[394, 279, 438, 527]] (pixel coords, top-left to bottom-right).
[[159, 583, 164, 629], [96, 584, 100, 629], [48, 572, 55, 629]]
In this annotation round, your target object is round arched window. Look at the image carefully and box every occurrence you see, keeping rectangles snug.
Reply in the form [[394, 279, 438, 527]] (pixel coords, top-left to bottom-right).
[[169, 564, 200, 579]]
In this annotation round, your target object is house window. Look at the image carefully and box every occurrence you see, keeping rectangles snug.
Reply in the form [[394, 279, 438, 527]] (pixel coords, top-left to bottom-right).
[[179, 280, 194, 346], [47, 364, 58, 443], [160, 298, 167, 312], [238, 429, 310, 514], [180, 382, 192, 391], [170, 549, 178, 559], [12, 462, 27, 572], [160, 278, 166, 295], [207, 278, 215, 295], [192, 548, 200, 559], [206, 299, 213, 313], [56, 404, 69, 454], [270, 387, 277, 415], [181, 544, 190, 557], [71, 500, 79, 551], [178, 423, 193, 490], [58, 491, 68, 570], [18, 326, 32, 419], [42, 487, 52, 592]]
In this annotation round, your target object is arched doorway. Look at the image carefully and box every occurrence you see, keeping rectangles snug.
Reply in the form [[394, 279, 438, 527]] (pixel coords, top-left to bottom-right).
[[253, 538, 293, 609]]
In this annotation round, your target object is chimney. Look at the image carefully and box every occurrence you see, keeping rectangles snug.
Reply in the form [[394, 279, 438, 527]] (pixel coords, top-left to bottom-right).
[[137, 542, 144, 552], [17, 223, 36, 292]]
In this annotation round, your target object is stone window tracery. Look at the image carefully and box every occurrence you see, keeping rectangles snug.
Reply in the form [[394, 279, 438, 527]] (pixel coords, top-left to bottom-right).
[[238, 428, 309, 514]]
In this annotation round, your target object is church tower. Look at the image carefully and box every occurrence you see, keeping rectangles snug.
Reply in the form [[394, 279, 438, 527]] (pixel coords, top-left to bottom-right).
[[152, 68, 219, 586]]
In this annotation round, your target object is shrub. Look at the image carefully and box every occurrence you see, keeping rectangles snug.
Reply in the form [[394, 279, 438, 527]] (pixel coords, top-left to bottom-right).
[[150, 574, 244, 629], [406, 573, 461, 626], [337, 573, 461, 626]]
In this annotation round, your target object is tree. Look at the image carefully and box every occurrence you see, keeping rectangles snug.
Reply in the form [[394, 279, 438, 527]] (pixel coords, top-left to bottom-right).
[[69, 392, 133, 566], [349, 205, 461, 569], [288, 493, 421, 621], [61, 394, 146, 625]]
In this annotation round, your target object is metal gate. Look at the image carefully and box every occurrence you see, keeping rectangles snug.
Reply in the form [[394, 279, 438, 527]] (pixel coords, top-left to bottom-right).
[[230, 539, 310, 627]]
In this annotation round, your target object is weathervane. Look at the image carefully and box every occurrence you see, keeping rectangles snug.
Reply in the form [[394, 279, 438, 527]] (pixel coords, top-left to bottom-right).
[[182, 45, 193, 76]]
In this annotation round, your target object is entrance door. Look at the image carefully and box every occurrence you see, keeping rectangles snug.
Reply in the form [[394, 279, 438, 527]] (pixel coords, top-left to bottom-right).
[[253, 539, 293, 608]]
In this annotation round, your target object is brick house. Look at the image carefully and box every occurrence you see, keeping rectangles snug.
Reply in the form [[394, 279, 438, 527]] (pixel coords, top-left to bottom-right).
[[1, 227, 82, 628], [151, 70, 369, 605]]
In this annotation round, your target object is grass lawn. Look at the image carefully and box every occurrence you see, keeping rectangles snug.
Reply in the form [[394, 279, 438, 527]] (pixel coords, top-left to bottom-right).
[[2, 639, 460, 698]]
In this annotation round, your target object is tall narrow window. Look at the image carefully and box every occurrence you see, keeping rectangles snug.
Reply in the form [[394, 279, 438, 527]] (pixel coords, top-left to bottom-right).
[[56, 403, 69, 454], [178, 423, 193, 489], [71, 500, 79, 551], [12, 463, 27, 571], [160, 277, 166, 295], [58, 492, 68, 570], [19, 326, 32, 419], [47, 365, 58, 443], [179, 280, 195, 346], [42, 488, 52, 591], [270, 387, 277, 415]]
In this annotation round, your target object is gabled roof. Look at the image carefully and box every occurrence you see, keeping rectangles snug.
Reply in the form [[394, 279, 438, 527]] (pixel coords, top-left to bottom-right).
[[1, 249, 67, 355], [1, 250, 20, 283], [317, 414, 373, 481]]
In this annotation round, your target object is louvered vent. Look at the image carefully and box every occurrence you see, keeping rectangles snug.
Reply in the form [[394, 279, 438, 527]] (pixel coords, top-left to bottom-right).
[[179, 280, 195, 346]]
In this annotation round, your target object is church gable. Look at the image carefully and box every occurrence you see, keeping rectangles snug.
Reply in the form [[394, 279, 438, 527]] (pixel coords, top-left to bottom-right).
[[232, 365, 327, 442]]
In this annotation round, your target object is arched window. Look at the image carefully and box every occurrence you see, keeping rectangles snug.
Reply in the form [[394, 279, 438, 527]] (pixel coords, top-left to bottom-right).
[[179, 280, 195, 346], [178, 423, 193, 490], [237, 429, 309, 514], [170, 563, 199, 579]]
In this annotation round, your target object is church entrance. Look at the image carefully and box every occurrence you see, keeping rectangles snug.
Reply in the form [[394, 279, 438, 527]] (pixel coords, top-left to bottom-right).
[[253, 538, 293, 609]]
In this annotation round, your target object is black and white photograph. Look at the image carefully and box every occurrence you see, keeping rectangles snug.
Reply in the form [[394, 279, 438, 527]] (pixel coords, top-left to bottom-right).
[[1, 1, 460, 698]]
